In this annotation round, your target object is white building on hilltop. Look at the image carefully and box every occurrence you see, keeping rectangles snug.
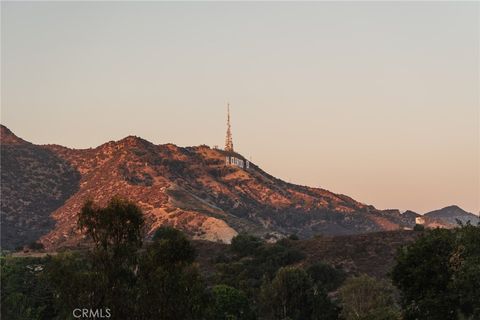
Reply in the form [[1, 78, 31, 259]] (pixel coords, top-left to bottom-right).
[[415, 216, 425, 225]]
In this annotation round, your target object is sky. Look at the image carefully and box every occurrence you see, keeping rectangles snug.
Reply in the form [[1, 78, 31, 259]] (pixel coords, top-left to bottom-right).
[[1, 2, 479, 214]]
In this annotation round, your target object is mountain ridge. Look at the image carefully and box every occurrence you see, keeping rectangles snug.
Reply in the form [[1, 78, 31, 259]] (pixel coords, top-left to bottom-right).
[[0, 125, 455, 250], [424, 205, 479, 226]]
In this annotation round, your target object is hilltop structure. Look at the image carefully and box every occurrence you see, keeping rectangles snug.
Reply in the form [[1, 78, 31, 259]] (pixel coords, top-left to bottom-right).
[[1, 123, 442, 249], [223, 103, 249, 169], [225, 103, 234, 152]]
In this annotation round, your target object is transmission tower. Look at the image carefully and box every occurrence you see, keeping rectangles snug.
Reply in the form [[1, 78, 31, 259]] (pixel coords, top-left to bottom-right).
[[225, 103, 234, 152]]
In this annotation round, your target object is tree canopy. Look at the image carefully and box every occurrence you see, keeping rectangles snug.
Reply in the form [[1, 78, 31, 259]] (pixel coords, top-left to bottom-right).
[[338, 275, 400, 320], [260, 266, 339, 320], [392, 224, 480, 319]]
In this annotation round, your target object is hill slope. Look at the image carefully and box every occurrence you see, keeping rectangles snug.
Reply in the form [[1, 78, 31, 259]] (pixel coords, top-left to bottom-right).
[[424, 205, 479, 226], [0, 126, 80, 249], [2, 125, 415, 249]]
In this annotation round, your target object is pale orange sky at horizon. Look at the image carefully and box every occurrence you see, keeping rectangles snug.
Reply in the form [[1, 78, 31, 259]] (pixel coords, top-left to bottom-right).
[[1, 2, 479, 214]]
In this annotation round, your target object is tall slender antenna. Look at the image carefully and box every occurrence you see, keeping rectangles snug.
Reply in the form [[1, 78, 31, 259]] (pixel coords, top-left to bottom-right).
[[225, 103, 234, 152]]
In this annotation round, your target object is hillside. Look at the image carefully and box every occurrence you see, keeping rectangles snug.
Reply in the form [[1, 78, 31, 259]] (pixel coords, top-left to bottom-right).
[[195, 230, 421, 280], [11, 230, 421, 281], [2, 125, 417, 250], [424, 205, 479, 226], [293, 230, 421, 278], [0, 126, 80, 249]]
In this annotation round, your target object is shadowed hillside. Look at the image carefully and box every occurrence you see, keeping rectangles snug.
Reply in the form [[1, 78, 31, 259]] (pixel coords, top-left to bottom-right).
[[1, 126, 80, 249], [293, 230, 421, 278]]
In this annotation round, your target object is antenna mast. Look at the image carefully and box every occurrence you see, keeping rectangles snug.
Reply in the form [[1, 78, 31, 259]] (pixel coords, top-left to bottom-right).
[[225, 103, 234, 152]]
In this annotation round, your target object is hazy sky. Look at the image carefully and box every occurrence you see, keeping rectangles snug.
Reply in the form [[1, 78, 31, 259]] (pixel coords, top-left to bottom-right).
[[1, 2, 479, 214]]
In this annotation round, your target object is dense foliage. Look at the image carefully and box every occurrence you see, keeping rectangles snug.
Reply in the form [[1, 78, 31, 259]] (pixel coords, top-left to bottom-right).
[[1, 198, 341, 319], [215, 236, 307, 302], [214, 236, 343, 319], [136, 227, 209, 320], [1, 199, 208, 320], [1, 255, 55, 320], [260, 267, 339, 320], [338, 275, 400, 320], [210, 285, 255, 320], [392, 223, 480, 320], [4, 197, 477, 319], [307, 262, 346, 293]]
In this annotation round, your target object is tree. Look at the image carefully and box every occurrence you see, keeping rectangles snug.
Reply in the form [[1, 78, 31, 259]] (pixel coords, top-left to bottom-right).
[[260, 267, 338, 320], [392, 225, 480, 319], [78, 196, 144, 255], [71, 197, 144, 319], [450, 224, 480, 318], [4, 199, 219, 320], [392, 228, 456, 319], [136, 227, 209, 320], [312, 289, 340, 320], [1, 256, 55, 320], [45, 252, 101, 319], [210, 285, 255, 320], [151, 226, 196, 266], [216, 237, 305, 302], [338, 275, 400, 320], [307, 262, 346, 292], [230, 234, 263, 257]]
